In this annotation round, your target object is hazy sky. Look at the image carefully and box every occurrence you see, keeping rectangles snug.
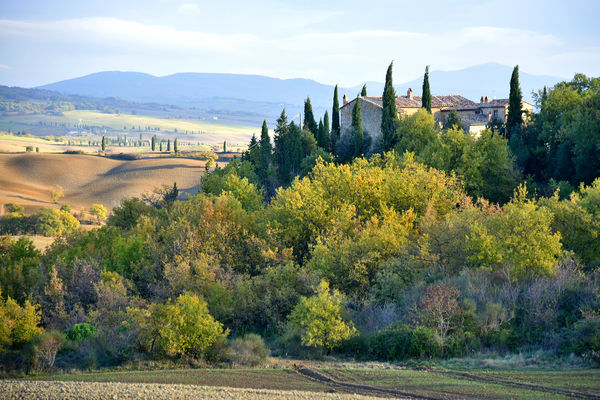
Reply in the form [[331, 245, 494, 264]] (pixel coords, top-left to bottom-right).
[[1, 0, 599, 87]]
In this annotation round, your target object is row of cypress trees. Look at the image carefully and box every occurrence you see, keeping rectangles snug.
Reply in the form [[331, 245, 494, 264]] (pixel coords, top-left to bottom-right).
[[242, 61, 524, 190]]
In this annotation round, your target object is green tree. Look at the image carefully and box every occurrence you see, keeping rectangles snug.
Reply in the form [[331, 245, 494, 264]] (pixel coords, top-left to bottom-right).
[[361, 84, 367, 96], [223, 140, 227, 153], [422, 65, 432, 113], [151, 135, 156, 151], [352, 97, 364, 157], [506, 65, 523, 138], [288, 280, 356, 351], [303, 97, 318, 137], [256, 120, 273, 187], [151, 292, 228, 358], [50, 185, 64, 204], [159, 141, 163, 152], [174, 138, 178, 153], [90, 204, 108, 223], [316, 119, 327, 149], [467, 186, 563, 281], [167, 139, 171, 152], [101, 135, 106, 151], [331, 85, 341, 147], [323, 110, 330, 146], [381, 62, 399, 151], [444, 110, 463, 131]]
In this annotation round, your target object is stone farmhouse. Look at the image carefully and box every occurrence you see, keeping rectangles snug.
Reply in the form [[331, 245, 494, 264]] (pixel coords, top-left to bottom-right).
[[340, 89, 533, 137]]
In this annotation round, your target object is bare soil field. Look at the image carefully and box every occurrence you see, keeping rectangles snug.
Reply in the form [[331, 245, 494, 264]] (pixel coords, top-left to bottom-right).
[[0, 380, 382, 400], [22, 366, 600, 400], [0, 153, 221, 214]]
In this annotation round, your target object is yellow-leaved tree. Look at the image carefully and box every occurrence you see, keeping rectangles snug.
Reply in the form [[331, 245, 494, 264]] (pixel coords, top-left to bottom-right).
[[288, 280, 356, 351], [151, 292, 228, 358]]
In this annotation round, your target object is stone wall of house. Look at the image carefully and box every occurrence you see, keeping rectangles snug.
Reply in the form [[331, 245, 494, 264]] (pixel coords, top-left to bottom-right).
[[340, 97, 383, 139]]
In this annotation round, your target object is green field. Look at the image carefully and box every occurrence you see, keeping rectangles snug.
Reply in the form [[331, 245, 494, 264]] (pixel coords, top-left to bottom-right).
[[0, 110, 255, 135], [32, 367, 600, 399]]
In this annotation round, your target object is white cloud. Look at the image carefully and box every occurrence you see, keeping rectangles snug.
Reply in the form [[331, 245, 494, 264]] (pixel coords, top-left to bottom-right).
[[0, 18, 595, 86], [0, 64, 10, 69], [176, 3, 202, 16]]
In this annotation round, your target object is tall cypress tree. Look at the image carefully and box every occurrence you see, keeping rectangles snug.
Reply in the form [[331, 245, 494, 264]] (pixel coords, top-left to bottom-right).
[[174, 138, 178, 153], [422, 65, 432, 113], [167, 139, 171, 152], [257, 120, 272, 178], [352, 97, 364, 157], [361, 84, 367, 97], [507, 65, 523, 138], [273, 109, 289, 184], [303, 97, 318, 137], [101, 136, 106, 151], [331, 85, 341, 143], [160, 141, 163, 152], [381, 62, 399, 151], [151, 135, 156, 151], [317, 119, 327, 149], [323, 110, 330, 150]]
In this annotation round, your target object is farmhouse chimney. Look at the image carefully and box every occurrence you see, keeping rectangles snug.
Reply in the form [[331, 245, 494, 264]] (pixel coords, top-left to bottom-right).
[[343, 94, 349, 105], [407, 88, 413, 100]]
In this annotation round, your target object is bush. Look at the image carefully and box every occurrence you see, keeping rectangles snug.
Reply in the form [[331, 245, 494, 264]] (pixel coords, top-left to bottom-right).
[[338, 324, 441, 361], [65, 323, 97, 342], [28, 331, 64, 371], [566, 319, 600, 363], [230, 333, 270, 366]]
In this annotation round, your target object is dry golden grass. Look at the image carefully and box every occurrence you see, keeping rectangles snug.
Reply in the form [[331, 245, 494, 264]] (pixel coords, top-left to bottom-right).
[[0, 153, 224, 214]]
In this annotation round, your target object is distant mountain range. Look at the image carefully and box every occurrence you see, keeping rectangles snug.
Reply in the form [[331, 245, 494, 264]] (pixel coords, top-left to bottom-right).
[[35, 63, 564, 123], [351, 63, 562, 103]]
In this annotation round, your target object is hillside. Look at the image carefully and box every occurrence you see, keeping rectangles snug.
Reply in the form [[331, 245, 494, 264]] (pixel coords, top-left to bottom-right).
[[37, 64, 562, 115], [0, 153, 215, 213]]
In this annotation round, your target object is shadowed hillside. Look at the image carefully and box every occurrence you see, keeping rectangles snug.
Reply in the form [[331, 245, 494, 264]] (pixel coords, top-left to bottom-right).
[[0, 153, 214, 213]]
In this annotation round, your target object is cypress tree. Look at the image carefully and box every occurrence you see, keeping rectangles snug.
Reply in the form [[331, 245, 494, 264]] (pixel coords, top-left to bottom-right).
[[352, 97, 364, 157], [101, 136, 106, 151], [151, 135, 156, 151], [381, 62, 399, 151], [422, 65, 432, 113], [167, 139, 171, 152], [258, 120, 272, 171], [174, 138, 178, 153], [331, 85, 341, 143], [317, 119, 327, 149], [361, 84, 367, 97], [223, 140, 227, 152], [160, 141, 163, 152], [303, 97, 318, 137], [507, 65, 523, 138], [323, 110, 330, 139]]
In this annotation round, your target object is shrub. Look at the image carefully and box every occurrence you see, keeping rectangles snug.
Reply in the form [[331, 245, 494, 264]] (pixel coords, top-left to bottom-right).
[[230, 333, 270, 366], [28, 331, 64, 371], [65, 323, 97, 342], [568, 319, 600, 363]]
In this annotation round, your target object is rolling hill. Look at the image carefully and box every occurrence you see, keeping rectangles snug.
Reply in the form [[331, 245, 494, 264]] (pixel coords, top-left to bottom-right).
[[0, 153, 215, 213], [37, 64, 563, 116]]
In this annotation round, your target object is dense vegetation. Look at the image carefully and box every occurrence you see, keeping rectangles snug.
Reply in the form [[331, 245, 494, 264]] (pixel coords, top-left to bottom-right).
[[0, 69, 599, 374]]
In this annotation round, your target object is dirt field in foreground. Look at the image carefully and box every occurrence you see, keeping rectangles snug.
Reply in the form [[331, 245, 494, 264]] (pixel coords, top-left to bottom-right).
[[0, 380, 382, 400], [0, 153, 225, 214]]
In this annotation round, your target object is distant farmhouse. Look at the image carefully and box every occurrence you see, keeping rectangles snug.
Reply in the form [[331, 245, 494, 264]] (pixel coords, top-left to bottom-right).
[[340, 89, 533, 137]]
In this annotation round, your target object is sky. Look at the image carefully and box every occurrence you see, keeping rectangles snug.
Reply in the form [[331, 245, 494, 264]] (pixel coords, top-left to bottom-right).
[[1, 0, 599, 88]]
